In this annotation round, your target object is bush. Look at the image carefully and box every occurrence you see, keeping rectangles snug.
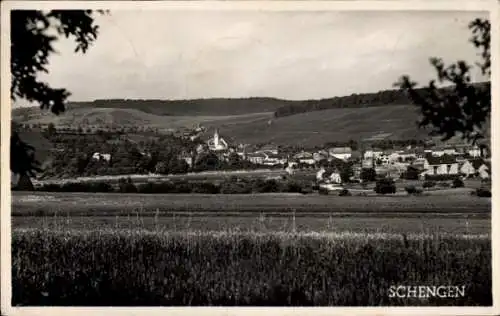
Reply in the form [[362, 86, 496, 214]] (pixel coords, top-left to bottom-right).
[[423, 181, 436, 189], [318, 187, 329, 195], [452, 178, 465, 188], [424, 174, 460, 181], [338, 189, 351, 196], [191, 182, 220, 194], [438, 181, 450, 188], [374, 178, 396, 194], [405, 185, 417, 194], [475, 187, 492, 197]]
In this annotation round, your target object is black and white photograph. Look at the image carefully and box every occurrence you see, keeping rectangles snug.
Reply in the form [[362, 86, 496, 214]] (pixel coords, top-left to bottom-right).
[[1, 0, 497, 313]]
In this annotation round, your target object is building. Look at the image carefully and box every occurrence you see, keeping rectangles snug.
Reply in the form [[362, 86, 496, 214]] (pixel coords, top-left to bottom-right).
[[262, 153, 287, 166], [294, 151, 316, 165], [313, 150, 329, 162], [247, 153, 267, 165], [92, 152, 111, 162], [255, 144, 279, 155], [207, 129, 229, 152], [468, 145, 482, 158], [460, 158, 490, 178], [421, 155, 459, 176], [329, 147, 352, 161], [316, 167, 342, 184]]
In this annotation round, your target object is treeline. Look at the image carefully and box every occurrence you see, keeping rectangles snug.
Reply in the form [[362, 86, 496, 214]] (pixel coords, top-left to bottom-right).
[[35, 177, 313, 195], [68, 97, 291, 116], [273, 82, 491, 118]]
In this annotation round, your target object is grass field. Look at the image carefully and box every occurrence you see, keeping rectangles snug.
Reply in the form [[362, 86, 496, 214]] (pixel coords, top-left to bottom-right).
[[14, 104, 434, 147], [11, 190, 491, 306], [12, 228, 491, 306], [12, 192, 491, 217]]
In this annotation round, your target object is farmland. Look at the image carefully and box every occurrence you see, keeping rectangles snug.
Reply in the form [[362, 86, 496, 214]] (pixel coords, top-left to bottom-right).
[[11, 190, 491, 306]]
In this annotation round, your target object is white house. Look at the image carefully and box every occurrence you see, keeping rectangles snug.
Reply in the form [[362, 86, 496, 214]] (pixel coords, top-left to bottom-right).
[[317, 167, 342, 184], [329, 147, 352, 161], [207, 129, 229, 152], [92, 152, 111, 162], [294, 151, 316, 165], [478, 163, 491, 179], [313, 151, 329, 162], [262, 153, 287, 166], [255, 145, 279, 155], [421, 155, 460, 176], [468, 145, 482, 158], [247, 153, 267, 165]]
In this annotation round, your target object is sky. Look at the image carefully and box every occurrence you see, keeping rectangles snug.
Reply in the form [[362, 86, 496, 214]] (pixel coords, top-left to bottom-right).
[[25, 9, 489, 104]]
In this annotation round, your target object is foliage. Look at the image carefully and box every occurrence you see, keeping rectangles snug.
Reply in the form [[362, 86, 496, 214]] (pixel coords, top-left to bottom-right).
[[360, 168, 376, 182], [11, 10, 106, 114], [424, 174, 460, 181], [395, 19, 491, 145], [374, 178, 396, 194], [401, 166, 420, 180], [338, 189, 351, 196], [473, 187, 491, 198], [10, 129, 42, 177], [12, 229, 492, 306], [452, 178, 465, 188], [423, 181, 436, 189]]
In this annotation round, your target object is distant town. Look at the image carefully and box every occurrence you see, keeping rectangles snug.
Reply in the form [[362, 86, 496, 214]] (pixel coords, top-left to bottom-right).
[[12, 121, 491, 193]]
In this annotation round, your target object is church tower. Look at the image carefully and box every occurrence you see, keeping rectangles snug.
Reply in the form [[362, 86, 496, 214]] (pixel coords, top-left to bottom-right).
[[214, 129, 220, 148]]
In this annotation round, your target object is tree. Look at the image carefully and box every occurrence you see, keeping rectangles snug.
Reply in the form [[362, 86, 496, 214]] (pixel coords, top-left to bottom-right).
[[10, 10, 107, 176], [10, 128, 42, 179], [395, 18, 490, 145], [360, 168, 376, 182], [339, 163, 354, 183]]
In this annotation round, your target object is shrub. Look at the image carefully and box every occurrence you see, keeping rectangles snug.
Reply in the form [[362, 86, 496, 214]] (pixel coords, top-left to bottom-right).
[[424, 174, 460, 181], [475, 187, 492, 197], [338, 189, 351, 196], [191, 182, 220, 194], [374, 178, 396, 194], [438, 181, 450, 188], [452, 178, 465, 188], [318, 187, 329, 195], [405, 185, 417, 194], [423, 181, 436, 189]]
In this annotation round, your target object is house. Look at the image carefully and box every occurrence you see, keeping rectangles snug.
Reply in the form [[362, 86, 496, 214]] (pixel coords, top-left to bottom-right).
[[92, 152, 111, 162], [329, 147, 352, 161], [247, 153, 267, 165], [294, 151, 315, 165], [478, 162, 491, 179], [256, 144, 279, 155], [316, 167, 342, 184], [422, 155, 459, 176], [468, 145, 482, 158], [262, 153, 287, 166], [207, 129, 229, 152], [313, 150, 329, 162], [461, 158, 490, 178]]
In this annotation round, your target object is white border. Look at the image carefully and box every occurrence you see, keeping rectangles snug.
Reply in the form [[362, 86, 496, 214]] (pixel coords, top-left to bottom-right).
[[1, 1, 499, 316]]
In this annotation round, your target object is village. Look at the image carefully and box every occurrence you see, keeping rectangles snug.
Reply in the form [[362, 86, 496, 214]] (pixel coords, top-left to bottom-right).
[[190, 126, 491, 190]]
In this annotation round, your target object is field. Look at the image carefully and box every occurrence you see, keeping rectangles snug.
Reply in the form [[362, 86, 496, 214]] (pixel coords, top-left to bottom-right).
[[12, 229, 491, 306], [13, 104, 435, 147], [11, 191, 491, 306]]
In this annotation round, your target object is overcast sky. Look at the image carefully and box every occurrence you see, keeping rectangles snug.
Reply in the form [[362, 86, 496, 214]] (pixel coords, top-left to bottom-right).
[[27, 10, 488, 104]]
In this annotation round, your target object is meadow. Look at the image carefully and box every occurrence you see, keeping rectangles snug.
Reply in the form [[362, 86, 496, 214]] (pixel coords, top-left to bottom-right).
[[11, 191, 491, 306], [12, 228, 491, 306]]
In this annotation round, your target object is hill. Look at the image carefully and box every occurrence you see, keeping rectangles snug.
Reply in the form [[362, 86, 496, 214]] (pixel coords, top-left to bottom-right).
[[66, 97, 292, 116], [203, 104, 432, 146]]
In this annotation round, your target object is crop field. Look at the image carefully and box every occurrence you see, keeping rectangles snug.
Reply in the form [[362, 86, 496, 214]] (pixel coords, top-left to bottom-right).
[[11, 191, 491, 306], [12, 228, 491, 306]]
